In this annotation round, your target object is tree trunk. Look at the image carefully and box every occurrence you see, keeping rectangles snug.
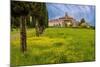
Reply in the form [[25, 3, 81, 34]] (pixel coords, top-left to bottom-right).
[[35, 18, 45, 37], [35, 18, 40, 37], [20, 16, 27, 53], [39, 25, 45, 34]]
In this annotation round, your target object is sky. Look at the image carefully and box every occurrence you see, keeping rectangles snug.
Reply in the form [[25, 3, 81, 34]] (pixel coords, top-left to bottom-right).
[[46, 3, 95, 26]]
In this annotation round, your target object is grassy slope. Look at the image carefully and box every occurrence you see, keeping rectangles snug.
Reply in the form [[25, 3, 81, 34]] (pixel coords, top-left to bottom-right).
[[10, 28, 95, 66]]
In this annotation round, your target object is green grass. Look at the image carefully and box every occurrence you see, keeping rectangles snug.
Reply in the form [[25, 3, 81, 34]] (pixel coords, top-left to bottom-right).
[[10, 28, 95, 66]]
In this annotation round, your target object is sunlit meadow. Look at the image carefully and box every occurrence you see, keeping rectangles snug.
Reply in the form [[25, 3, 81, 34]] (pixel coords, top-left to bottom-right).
[[11, 28, 95, 66]]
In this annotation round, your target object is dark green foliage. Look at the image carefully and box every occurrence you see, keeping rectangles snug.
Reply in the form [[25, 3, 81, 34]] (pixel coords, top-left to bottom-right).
[[11, 1, 48, 29], [30, 2, 48, 36], [11, 1, 48, 52], [79, 18, 86, 26], [80, 18, 85, 23], [11, 1, 31, 53], [11, 17, 20, 29], [11, 1, 48, 36], [11, 1, 30, 16], [78, 18, 91, 28]]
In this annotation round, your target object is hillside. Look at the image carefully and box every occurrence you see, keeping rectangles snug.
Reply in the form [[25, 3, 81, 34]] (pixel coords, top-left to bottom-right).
[[11, 28, 95, 66]]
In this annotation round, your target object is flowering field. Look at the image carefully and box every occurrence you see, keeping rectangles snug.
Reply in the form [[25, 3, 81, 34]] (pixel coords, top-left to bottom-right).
[[10, 28, 95, 66]]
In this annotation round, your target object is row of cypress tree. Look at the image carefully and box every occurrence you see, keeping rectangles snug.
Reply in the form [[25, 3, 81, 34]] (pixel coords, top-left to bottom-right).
[[11, 1, 48, 53]]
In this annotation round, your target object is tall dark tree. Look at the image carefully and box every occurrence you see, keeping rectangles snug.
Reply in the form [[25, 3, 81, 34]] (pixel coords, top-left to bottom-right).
[[30, 2, 48, 36], [11, 1, 48, 36], [81, 18, 85, 23], [11, 1, 48, 52], [11, 1, 30, 53], [79, 18, 86, 26]]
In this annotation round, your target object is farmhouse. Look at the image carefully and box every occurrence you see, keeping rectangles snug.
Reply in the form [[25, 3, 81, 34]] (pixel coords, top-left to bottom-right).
[[49, 13, 78, 27]]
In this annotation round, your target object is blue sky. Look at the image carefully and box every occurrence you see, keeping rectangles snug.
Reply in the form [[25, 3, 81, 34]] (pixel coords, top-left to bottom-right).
[[46, 3, 95, 26]]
